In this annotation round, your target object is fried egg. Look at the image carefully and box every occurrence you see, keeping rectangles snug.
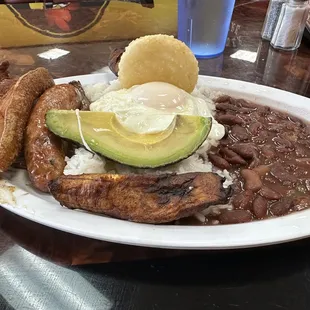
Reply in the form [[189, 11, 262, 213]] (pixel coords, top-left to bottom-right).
[[90, 82, 224, 140]]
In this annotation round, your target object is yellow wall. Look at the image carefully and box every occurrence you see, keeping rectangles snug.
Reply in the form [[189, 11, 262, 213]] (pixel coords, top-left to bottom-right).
[[0, 1, 177, 48]]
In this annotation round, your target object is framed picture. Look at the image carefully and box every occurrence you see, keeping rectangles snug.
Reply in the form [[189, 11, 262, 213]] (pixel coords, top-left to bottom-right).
[[0, 0, 176, 47]]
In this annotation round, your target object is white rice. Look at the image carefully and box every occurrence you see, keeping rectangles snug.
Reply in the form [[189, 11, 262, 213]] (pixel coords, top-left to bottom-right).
[[64, 79, 233, 221], [84, 80, 122, 102], [64, 148, 106, 175]]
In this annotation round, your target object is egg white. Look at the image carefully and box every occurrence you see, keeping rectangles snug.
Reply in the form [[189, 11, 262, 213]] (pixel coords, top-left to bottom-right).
[[90, 81, 225, 140]]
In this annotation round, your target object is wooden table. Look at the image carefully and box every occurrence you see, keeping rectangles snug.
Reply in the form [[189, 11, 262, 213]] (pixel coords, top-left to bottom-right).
[[1, 1, 310, 309]]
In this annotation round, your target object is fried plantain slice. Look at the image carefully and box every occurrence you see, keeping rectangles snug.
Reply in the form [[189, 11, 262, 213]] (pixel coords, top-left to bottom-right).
[[49, 172, 231, 224], [0, 67, 54, 172]]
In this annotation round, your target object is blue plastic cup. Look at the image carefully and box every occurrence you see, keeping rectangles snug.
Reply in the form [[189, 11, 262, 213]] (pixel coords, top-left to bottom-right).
[[178, 0, 236, 59]]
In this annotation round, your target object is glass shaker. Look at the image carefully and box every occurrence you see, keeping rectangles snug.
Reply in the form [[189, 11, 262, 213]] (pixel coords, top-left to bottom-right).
[[261, 0, 287, 41], [270, 0, 310, 51]]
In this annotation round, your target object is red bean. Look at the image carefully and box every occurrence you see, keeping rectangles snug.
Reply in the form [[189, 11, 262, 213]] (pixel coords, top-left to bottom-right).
[[253, 196, 268, 218], [219, 210, 253, 224], [216, 95, 231, 103], [232, 190, 254, 210], [231, 125, 249, 141], [216, 102, 238, 112], [286, 122, 297, 131], [208, 154, 230, 170], [276, 146, 291, 154], [255, 130, 269, 143], [236, 99, 257, 109], [292, 196, 310, 212], [269, 124, 284, 132], [267, 115, 279, 123], [220, 148, 247, 165], [296, 158, 310, 167], [274, 111, 289, 120], [241, 169, 263, 192], [227, 156, 247, 165], [248, 156, 260, 169], [217, 114, 244, 125], [270, 198, 293, 216], [261, 145, 276, 159], [281, 131, 298, 143], [273, 137, 293, 148], [299, 139, 310, 147], [229, 143, 257, 159], [259, 186, 281, 200], [270, 164, 297, 183], [258, 106, 271, 116], [295, 145, 308, 157], [288, 115, 302, 124], [239, 107, 254, 114], [229, 97, 238, 106], [253, 165, 271, 177], [248, 122, 263, 135]]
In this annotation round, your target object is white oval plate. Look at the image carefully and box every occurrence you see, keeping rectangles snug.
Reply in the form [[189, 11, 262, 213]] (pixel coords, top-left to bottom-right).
[[1, 73, 310, 250]]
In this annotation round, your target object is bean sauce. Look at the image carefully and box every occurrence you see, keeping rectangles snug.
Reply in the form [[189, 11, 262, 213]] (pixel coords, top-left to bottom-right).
[[202, 95, 310, 225]]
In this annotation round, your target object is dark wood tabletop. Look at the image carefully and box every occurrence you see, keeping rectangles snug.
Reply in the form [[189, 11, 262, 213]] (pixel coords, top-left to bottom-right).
[[1, 1, 310, 309]]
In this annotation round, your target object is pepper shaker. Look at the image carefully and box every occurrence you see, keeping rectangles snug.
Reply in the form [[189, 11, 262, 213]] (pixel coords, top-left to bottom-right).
[[271, 0, 310, 51], [261, 0, 287, 41]]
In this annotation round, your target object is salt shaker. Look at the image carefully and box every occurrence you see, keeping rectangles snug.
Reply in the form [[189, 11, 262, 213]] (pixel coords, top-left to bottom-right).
[[261, 0, 287, 41], [271, 0, 310, 51]]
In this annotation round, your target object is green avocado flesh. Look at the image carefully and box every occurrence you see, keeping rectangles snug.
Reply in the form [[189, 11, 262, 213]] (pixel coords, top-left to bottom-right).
[[46, 110, 212, 168]]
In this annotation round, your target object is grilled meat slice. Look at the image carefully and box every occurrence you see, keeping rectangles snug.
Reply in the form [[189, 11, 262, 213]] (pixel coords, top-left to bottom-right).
[[0, 67, 54, 172], [25, 82, 90, 193], [108, 48, 125, 76], [0, 61, 10, 82], [69, 81, 91, 111], [49, 172, 231, 224], [0, 61, 17, 99]]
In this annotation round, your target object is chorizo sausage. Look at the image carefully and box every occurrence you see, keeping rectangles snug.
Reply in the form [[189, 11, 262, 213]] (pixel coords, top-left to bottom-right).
[[25, 81, 90, 192]]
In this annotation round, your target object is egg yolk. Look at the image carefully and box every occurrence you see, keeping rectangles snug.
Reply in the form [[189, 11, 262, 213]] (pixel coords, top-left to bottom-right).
[[130, 82, 189, 112]]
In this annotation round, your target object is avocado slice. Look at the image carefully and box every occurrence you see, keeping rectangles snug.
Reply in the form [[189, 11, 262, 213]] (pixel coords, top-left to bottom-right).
[[46, 110, 212, 168]]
